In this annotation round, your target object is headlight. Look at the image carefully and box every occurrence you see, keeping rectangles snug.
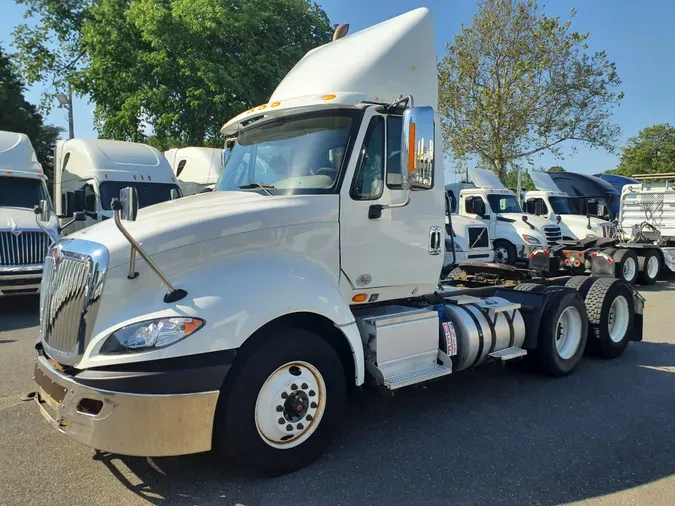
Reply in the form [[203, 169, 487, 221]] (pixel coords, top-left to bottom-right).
[[100, 317, 205, 354], [522, 234, 542, 245]]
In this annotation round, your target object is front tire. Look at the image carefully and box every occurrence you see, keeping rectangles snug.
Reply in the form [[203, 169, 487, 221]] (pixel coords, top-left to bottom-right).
[[493, 239, 517, 265], [536, 286, 588, 377], [215, 327, 346, 475]]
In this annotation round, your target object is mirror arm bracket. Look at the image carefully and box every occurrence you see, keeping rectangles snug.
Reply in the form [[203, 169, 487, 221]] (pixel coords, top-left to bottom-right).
[[33, 205, 56, 246], [111, 199, 185, 302], [368, 187, 412, 220]]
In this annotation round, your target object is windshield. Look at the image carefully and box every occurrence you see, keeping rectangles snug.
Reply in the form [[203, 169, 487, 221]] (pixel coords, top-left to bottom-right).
[[548, 196, 572, 214], [215, 110, 359, 195], [487, 194, 522, 213], [99, 182, 180, 210], [0, 176, 48, 209]]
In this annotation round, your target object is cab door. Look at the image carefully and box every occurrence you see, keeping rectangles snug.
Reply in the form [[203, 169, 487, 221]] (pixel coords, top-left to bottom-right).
[[339, 108, 444, 300]]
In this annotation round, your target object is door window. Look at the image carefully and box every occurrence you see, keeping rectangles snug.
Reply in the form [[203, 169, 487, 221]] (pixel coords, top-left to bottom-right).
[[526, 198, 548, 215], [351, 116, 385, 200], [83, 183, 97, 212]]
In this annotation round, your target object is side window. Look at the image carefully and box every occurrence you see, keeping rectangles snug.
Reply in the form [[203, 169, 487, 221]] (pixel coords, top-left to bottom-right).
[[176, 159, 187, 177], [62, 152, 71, 170], [386, 116, 403, 188], [83, 184, 96, 212], [351, 116, 385, 200]]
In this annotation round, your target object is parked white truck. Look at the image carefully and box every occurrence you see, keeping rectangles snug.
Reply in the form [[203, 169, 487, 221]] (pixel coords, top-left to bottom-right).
[[523, 171, 615, 240], [0, 131, 60, 296], [32, 9, 643, 476], [54, 139, 182, 233], [447, 170, 563, 264], [164, 146, 224, 196]]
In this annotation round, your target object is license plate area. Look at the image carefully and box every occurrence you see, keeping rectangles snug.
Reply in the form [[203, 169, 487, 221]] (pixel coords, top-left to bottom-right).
[[34, 364, 67, 404]]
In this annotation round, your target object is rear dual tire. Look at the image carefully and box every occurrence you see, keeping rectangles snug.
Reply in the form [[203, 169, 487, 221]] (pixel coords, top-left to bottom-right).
[[637, 249, 662, 285]]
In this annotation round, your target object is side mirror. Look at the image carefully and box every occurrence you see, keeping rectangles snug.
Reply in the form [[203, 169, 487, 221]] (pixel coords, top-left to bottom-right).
[[119, 187, 139, 221], [471, 198, 486, 217], [170, 188, 180, 200], [74, 189, 85, 212], [34, 199, 50, 222], [401, 106, 434, 189], [199, 187, 213, 194], [73, 211, 86, 222]]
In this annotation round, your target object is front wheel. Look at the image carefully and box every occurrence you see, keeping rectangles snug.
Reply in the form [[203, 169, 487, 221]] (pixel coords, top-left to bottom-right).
[[493, 239, 517, 265], [214, 327, 346, 475]]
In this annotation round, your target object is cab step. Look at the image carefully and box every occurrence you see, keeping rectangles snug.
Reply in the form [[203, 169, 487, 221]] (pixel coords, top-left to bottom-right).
[[384, 363, 452, 390], [489, 347, 527, 362]]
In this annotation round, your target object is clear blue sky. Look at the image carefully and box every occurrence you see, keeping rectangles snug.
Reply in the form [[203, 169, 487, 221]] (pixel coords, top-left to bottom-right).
[[1, 0, 674, 177]]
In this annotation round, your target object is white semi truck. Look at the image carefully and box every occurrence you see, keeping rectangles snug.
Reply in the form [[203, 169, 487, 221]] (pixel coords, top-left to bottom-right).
[[523, 171, 614, 240], [54, 139, 182, 233], [32, 9, 643, 475], [447, 170, 563, 264], [0, 131, 60, 296], [164, 146, 224, 196]]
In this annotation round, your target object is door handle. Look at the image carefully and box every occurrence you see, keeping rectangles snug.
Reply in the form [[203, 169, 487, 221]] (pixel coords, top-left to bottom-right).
[[429, 226, 442, 255]]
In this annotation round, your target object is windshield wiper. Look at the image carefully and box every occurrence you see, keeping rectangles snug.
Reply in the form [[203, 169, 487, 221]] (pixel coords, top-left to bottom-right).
[[237, 183, 275, 196]]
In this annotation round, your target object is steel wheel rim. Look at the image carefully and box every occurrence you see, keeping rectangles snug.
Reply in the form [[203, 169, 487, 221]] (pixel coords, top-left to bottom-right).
[[255, 361, 326, 450], [495, 247, 509, 264], [647, 255, 660, 278], [608, 295, 629, 343], [623, 257, 636, 281], [555, 306, 583, 360]]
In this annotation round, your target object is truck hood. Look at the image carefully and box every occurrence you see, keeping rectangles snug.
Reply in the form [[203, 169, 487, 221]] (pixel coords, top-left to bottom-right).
[[500, 213, 556, 231], [70, 191, 339, 269], [559, 214, 607, 237], [0, 206, 58, 236]]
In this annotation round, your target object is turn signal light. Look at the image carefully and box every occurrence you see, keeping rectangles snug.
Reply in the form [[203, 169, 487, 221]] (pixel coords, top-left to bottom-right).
[[352, 293, 367, 303], [408, 122, 416, 173]]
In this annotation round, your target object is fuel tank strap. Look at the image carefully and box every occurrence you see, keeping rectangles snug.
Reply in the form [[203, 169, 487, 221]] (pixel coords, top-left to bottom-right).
[[470, 303, 497, 355], [503, 310, 515, 347], [456, 304, 485, 368]]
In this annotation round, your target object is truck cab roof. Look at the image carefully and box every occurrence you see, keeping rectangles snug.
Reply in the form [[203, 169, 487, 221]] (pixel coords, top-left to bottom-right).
[[0, 130, 45, 180], [164, 147, 224, 185]]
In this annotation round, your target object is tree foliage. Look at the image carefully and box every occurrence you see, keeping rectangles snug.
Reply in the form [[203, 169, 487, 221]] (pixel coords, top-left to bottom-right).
[[0, 45, 63, 182], [547, 165, 565, 172], [13, 0, 334, 149], [438, 0, 623, 182], [611, 124, 675, 177]]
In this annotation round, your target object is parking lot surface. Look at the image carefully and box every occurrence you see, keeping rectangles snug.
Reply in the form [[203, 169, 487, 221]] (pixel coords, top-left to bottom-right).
[[1, 276, 674, 506]]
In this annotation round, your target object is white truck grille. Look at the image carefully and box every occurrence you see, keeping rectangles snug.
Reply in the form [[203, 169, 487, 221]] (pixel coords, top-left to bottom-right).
[[543, 225, 562, 245], [39, 239, 109, 366], [0, 231, 50, 266]]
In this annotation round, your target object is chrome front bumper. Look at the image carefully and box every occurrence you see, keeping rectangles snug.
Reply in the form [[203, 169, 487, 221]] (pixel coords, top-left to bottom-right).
[[0, 264, 43, 296], [34, 352, 219, 456]]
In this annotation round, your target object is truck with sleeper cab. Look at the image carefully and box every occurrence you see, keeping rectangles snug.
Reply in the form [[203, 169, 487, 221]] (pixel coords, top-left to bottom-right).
[[32, 9, 643, 476]]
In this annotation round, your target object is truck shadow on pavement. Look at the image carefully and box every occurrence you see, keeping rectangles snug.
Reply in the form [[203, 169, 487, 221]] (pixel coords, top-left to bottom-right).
[[0, 295, 39, 332], [96, 340, 675, 506]]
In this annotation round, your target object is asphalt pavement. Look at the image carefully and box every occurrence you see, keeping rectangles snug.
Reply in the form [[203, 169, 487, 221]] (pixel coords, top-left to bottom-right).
[[0, 276, 674, 506]]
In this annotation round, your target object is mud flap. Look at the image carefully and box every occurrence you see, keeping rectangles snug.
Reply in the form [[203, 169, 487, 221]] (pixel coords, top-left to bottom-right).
[[528, 251, 559, 274], [590, 254, 615, 278]]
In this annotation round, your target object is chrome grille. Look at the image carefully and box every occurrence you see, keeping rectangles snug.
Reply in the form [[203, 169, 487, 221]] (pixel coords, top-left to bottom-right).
[[39, 239, 109, 366], [601, 223, 617, 238], [543, 225, 562, 245], [0, 231, 50, 266]]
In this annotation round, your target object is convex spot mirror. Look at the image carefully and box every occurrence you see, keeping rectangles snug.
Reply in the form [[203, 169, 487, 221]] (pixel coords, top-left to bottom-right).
[[170, 188, 180, 200], [401, 106, 434, 189]]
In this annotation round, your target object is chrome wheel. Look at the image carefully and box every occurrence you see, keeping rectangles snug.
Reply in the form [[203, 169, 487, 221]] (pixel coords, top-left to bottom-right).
[[555, 306, 583, 360], [255, 361, 326, 450], [608, 295, 630, 343], [647, 255, 660, 279], [495, 247, 509, 264], [622, 257, 636, 281]]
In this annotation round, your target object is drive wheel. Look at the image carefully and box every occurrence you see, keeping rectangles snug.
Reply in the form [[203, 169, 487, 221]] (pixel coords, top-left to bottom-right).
[[612, 249, 639, 284], [494, 240, 517, 265], [536, 286, 588, 377], [637, 249, 661, 285], [214, 327, 346, 475], [513, 283, 546, 292], [584, 278, 635, 358], [564, 276, 596, 298]]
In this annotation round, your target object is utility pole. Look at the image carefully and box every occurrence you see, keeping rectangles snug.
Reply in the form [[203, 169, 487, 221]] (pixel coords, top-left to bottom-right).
[[56, 85, 74, 139]]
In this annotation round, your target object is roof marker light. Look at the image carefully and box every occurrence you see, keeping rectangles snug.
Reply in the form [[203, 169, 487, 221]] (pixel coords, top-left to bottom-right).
[[270, 101, 281, 108], [257, 104, 267, 110], [322, 94, 337, 101]]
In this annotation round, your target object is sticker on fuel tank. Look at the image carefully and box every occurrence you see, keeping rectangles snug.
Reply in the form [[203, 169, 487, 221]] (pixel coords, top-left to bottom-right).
[[442, 321, 458, 356]]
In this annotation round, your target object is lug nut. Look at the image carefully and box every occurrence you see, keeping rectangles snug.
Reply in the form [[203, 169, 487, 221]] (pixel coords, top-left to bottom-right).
[[311, 402, 318, 409], [281, 392, 288, 399], [291, 384, 298, 391], [309, 390, 316, 397], [301, 383, 308, 389], [297, 423, 304, 430], [276, 405, 283, 412], [286, 424, 293, 431], [306, 414, 313, 421], [278, 418, 285, 424]]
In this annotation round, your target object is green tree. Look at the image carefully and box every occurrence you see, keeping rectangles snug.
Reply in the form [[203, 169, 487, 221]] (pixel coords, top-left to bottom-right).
[[0, 45, 63, 182], [503, 167, 534, 191], [548, 165, 565, 172], [611, 124, 675, 177], [438, 0, 623, 183], [13, 0, 333, 148]]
